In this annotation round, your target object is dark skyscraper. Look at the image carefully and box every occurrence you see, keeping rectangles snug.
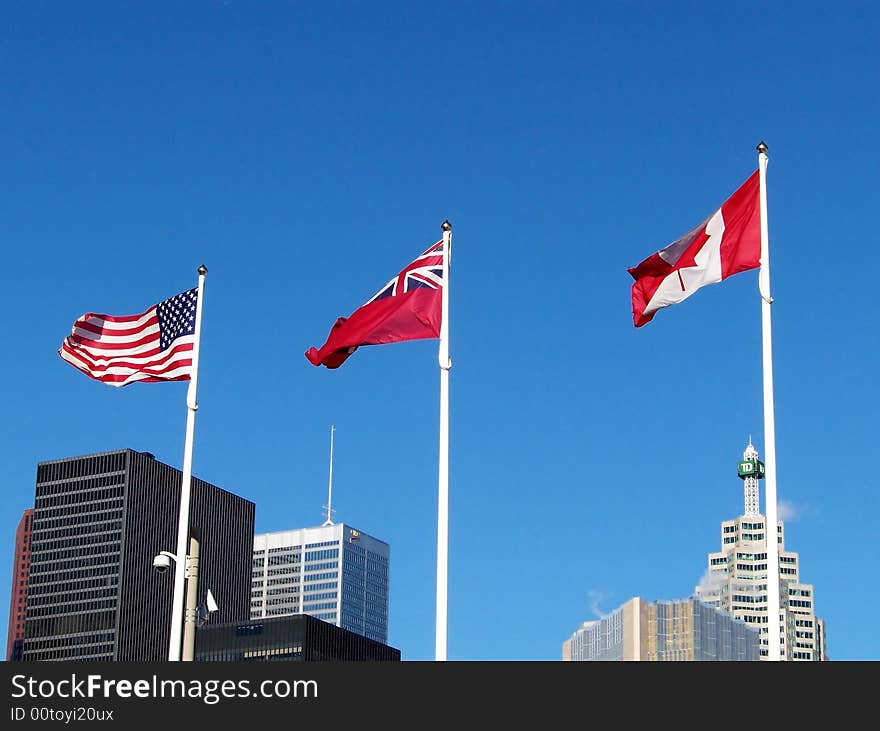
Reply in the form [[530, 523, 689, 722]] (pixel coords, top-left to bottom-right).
[[23, 449, 254, 661], [6, 509, 34, 661]]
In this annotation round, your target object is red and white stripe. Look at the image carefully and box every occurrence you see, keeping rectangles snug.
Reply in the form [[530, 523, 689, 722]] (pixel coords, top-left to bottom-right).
[[58, 307, 193, 387]]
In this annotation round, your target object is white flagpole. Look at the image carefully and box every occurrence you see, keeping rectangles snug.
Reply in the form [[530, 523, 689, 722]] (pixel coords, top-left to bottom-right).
[[436, 220, 452, 661], [757, 142, 782, 661], [168, 264, 208, 662]]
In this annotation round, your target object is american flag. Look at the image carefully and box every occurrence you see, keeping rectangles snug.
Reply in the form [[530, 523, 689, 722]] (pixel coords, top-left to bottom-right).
[[58, 288, 199, 387]]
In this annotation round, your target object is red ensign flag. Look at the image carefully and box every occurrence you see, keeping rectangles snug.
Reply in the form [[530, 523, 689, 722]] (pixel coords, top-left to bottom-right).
[[305, 240, 445, 368], [628, 171, 761, 327]]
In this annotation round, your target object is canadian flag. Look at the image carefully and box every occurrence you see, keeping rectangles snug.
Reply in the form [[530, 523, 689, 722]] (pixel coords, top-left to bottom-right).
[[628, 170, 762, 327]]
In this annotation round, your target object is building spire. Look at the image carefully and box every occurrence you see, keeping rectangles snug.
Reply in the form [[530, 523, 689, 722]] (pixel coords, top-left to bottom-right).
[[738, 439, 764, 517]]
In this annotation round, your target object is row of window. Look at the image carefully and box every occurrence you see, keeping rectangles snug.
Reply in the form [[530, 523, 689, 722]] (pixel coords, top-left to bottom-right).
[[351, 614, 387, 630], [27, 576, 117, 597], [31, 522, 122, 540], [31, 545, 120, 564], [343, 553, 367, 569], [268, 576, 302, 586], [303, 561, 338, 573], [34, 487, 123, 511], [341, 589, 387, 606], [303, 592, 337, 602], [35, 472, 124, 496], [22, 631, 115, 650], [725, 535, 782, 545], [305, 548, 339, 561], [265, 598, 299, 606], [31, 554, 121, 574], [25, 644, 115, 661], [35, 496, 124, 518], [30, 532, 122, 553], [342, 574, 388, 588], [28, 587, 117, 607], [740, 615, 768, 624], [302, 601, 336, 612], [37, 452, 126, 479], [266, 554, 300, 566], [341, 613, 387, 631], [303, 570, 337, 581], [341, 555, 389, 573], [253, 574, 341, 593], [28, 564, 118, 584], [27, 598, 116, 617], [303, 581, 339, 593]]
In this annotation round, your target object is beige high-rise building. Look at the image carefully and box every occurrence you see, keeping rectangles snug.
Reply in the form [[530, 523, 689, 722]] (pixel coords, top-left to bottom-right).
[[563, 596, 760, 661], [694, 441, 827, 661]]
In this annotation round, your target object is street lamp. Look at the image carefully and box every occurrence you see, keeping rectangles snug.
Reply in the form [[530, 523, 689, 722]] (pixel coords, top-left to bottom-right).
[[154, 536, 201, 661]]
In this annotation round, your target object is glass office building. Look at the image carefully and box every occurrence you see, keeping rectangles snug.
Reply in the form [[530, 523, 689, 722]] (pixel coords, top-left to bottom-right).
[[251, 523, 390, 644]]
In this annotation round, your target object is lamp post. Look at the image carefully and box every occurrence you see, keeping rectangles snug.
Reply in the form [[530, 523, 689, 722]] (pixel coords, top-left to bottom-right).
[[154, 535, 201, 661], [181, 536, 200, 661]]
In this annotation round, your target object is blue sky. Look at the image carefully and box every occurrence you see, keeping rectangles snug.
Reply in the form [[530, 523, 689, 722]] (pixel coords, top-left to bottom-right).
[[2, 1, 878, 661]]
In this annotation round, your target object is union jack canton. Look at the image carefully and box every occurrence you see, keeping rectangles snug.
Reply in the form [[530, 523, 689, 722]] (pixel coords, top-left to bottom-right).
[[364, 240, 445, 305]]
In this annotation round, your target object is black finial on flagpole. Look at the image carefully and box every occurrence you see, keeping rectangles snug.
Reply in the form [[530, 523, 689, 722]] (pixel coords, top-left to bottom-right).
[[756, 141, 768, 154], [198, 264, 208, 275], [441, 220, 452, 233]]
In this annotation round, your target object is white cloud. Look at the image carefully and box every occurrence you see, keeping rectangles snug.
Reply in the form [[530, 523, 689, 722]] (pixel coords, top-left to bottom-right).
[[694, 567, 725, 595], [586, 590, 613, 618], [778, 499, 800, 522]]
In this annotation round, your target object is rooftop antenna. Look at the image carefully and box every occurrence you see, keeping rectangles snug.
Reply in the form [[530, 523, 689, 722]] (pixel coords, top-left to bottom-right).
[[322, 425, 336, 526]]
